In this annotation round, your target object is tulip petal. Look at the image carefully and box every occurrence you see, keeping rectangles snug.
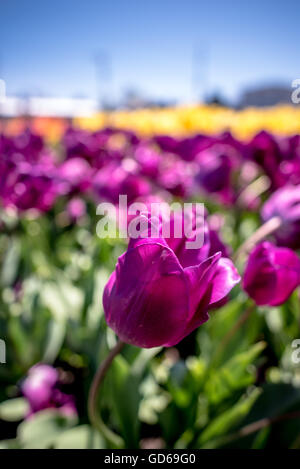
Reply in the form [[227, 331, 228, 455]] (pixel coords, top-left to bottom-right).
[[184, 252, 221, 314], [271, 246, 300, 305], [166, 211, 210, 268], [209, 257, 241, 305], [103, 241, 190, 348]]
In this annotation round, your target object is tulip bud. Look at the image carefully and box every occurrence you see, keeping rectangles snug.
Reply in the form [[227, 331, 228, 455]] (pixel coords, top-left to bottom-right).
[[243, 241, 300, 306]]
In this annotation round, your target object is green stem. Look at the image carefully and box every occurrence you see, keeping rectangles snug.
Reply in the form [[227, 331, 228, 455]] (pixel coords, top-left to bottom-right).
[[236, 175, 270, 209], [88, 340, 125, 448], [234, 215, 282, 262], [213, 303, 254, 366], [216, 409, 300, 447]]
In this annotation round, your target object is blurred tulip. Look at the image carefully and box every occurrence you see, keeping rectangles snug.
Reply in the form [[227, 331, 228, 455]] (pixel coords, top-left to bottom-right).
[[93, 162, 151, 204], [22, 364, 76, 417], [1, 161, 58, 212], [195, 144, 239, 204], [243, 241, 300, 306], [67, 197, 86, 221], [134, 143, 160, 179], [248, 131, 288, 189], [58, 157, 92, 194], [158, 156, 193, 198], [262, 185, 300, 249]]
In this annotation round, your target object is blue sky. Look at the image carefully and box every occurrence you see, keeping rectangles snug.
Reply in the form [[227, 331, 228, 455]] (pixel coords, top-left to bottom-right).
[[1, 0, 299, 104]]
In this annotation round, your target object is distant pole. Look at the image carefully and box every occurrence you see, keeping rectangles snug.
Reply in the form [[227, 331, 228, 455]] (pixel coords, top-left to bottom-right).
[[94, 50, 112, 110], [0, 54, 6, 121], [0, 52, 3, 82], [192, 44, 209, 104]]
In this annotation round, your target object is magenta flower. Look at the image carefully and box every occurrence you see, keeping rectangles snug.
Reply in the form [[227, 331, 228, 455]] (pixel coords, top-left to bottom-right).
[[243, 241, 300, 306], [2, 161, 58, 213], [58, 157, 92, 194], [93, 162, 151, 204], [249, 132, 300, 188], [14, 130, 44, 161], [22, 365, 58, 413], [262, 185, 300, 249], [67, 197, 86, 221], [154, 135, 180, 154], [103, 213, 240, 348], [158, 156, 192, 198], [5, 130, 44, 163], [195, 145, 238, 205], [134, 143, 160, 179], [248, 131, 285, 189], [63, 127, 102, 164], [21, 364, 76, 417]]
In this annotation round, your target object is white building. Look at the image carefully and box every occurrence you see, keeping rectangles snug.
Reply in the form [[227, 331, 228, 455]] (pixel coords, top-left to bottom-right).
[[0, 95, 98, 118]]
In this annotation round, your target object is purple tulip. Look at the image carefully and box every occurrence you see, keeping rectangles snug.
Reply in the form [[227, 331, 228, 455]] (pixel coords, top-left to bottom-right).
[[0, 131, 58, 213], [256, 133, 300, 187], [243, 241, 300, 306], [153, 135, 180, 154], [158, 156, 193, 198], [103, 212, 240, 348], [195, 144, 239, 205], [175, 135, 213, 162], [21, 364, 76, 417], [248, 131, 289, 189], [2, 161, 58, 213], [9, 130, 44, 162], [134, 143, 160, 179], [67, 197, 86, 221], [22, 365, 58, 412], [262, 185, 300, 249], [63, 127, 139, 169], [93, 162, 151, 205], [58, 157, 92, 194], [63, 127, 102, 164]]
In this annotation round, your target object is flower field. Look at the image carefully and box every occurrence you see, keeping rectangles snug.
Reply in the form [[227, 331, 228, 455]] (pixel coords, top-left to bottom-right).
[[1, 106, 300, 449]]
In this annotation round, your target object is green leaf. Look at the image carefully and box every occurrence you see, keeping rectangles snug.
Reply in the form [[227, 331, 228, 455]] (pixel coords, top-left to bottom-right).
[[202, 383, 300, 449], [41, 279, 83, 321], [251, 427, 270, 449], [1, 238, 20, 286], [8, 316, 35, 368], [54, 425, 105, 449], [139, 376, 170, 425], [199, 387, 261, 447], [0, 398, 29, 421], [242, 382, 300, 423], [18, 409, 77, 449], [205, 342, 266, 404], [111, 355, 140, 448], [131, 347, 162, 376], [167, 361, 194, 408], [42, 318, 66, 363], [0, 438, 20, 449]]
